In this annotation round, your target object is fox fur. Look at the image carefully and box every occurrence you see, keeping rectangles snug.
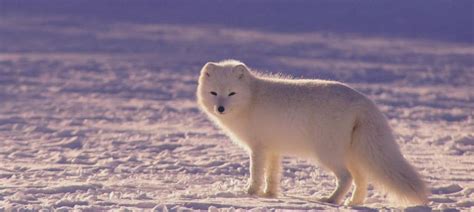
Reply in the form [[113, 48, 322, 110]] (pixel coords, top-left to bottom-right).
[[196, 60, 428, 206]]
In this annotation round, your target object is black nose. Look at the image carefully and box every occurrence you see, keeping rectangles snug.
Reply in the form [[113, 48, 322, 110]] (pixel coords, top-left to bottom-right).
[[217, 106, 225, 113]]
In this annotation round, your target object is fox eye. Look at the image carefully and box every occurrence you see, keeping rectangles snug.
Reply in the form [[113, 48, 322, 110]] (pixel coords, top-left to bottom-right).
[[228, 92, 236, 96], [210, 91, 217, 96]]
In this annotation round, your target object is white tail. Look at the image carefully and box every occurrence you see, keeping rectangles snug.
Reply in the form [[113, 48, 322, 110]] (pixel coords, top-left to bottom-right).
[[351, 104, 428, 205]]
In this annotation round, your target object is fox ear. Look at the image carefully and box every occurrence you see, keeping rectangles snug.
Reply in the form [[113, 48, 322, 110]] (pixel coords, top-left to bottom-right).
[[202, 62, 217, 77], [233, 64, 249, 80]]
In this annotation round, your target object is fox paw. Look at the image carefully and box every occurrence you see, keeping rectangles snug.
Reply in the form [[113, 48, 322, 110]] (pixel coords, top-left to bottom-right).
[[262, 190, 278, 198], [246, 185, 260, 195], [344, 199, 363, 206], [318, 197, 338, 204]]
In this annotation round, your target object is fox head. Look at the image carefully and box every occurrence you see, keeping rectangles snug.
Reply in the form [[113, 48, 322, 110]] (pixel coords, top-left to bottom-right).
[[197, 60, 253, 117]]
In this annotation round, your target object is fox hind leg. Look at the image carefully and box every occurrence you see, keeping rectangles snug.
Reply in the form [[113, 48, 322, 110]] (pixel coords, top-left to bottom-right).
[[320, 169, 353, 204], [346, 165, 368, 206]]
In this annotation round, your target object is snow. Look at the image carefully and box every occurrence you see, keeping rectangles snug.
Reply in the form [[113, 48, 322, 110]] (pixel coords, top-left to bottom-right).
[[0, 0, 473, 211]]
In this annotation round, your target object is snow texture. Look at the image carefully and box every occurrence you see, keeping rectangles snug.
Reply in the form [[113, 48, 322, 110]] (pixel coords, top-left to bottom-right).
[[0, 0, 473, 211]]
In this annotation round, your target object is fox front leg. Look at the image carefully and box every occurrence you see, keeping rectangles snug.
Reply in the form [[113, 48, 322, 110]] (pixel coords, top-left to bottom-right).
[[247, 149, 267, 195], [263, 153, 281, 198]]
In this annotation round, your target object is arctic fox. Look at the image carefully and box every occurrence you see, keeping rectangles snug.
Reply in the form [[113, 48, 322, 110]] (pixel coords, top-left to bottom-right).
[[196, 60, 428, 206]]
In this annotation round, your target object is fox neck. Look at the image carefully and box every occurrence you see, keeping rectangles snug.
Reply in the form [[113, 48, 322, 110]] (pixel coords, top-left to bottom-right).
[[215, 111, 252, 145]]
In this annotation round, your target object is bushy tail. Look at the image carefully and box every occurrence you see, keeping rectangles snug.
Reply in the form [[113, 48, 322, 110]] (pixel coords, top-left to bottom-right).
[[351, 105, 428, 206]]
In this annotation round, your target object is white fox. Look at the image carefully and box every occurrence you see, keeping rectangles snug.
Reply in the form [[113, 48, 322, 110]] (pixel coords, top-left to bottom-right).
[[196, 60, 428, 206]]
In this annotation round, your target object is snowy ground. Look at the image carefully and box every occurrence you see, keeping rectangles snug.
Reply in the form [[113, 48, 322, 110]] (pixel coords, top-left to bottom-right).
[[0, 1, 473, 211]]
